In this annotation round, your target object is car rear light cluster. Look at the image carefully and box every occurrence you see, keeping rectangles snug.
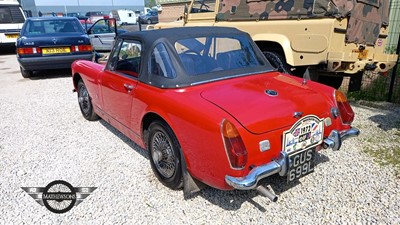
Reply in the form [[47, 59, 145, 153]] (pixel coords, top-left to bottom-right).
[[221, 119, 247, 169], [71, 45, 92, 52], [335, 90, 355, 124], [17, 47, 42, 55]]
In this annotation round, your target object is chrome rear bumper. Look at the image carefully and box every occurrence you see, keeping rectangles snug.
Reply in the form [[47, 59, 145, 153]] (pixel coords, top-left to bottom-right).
[[225, 127, 360, 190]]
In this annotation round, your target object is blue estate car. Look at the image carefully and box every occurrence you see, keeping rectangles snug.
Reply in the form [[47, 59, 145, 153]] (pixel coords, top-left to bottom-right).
[[16, 17, 93, 78], [139, 11, 158, 24]]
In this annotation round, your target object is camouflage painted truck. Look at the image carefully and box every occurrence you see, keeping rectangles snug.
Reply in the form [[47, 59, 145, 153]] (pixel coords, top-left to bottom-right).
[[154, 0, 399, 89]]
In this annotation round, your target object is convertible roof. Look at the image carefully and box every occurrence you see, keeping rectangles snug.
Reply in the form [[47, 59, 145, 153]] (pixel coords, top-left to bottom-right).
[[118, 26, 248, 43], [116, 26, 272, 89]]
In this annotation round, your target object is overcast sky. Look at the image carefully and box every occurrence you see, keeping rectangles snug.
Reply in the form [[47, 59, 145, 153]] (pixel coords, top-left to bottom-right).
[[34, 0, 142, 6]]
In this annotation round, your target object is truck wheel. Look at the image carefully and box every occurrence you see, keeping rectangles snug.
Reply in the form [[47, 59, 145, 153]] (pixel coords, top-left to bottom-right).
[[147, 19, 152, 24], [20, 67, 32, 78], [263, 51, 290, 74], [148, 120, 183, 190]]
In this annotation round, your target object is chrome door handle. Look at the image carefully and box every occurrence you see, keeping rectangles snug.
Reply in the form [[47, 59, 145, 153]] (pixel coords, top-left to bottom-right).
[[124, 83, 134, 92]]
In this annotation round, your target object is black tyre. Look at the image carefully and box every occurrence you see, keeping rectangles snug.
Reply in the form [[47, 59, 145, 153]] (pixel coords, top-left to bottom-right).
[[147, 19, 152, 24], [262, 51, 308, 76], [77, 80, 99, 121], [263, 51, 290, 74], [20, 67, 32, 78], [148, 120, 183, 190]]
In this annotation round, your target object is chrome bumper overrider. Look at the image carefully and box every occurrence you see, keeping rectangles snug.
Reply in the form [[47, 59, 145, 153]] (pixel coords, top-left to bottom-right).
[[225, 127, 360, 190], [322, 127, 360, 151]]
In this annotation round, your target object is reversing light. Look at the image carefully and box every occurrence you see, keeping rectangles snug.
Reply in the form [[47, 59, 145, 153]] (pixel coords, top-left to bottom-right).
[[334, 90, 354, 124], [221, 119, 247, 169]]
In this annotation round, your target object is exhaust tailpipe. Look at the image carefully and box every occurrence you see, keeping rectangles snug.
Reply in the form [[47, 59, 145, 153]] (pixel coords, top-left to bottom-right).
[[256, 186, 278, 202]]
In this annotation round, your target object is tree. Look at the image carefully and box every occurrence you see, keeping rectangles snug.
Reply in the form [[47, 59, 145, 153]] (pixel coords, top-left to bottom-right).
[[148, 0, 156, 7]]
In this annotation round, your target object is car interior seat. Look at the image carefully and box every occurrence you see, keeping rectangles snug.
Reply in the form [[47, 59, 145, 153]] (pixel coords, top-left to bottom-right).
[[217, 50, 246, 70], [179, 54, 196, 75], [61, 22, 76, 32], [29, 25, 45, 34]]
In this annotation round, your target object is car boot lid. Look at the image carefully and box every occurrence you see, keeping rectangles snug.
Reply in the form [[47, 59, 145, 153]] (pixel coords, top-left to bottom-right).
[[200, 72, 331, 134]]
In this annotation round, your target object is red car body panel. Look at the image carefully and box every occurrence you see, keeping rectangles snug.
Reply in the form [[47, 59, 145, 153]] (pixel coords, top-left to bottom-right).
[[71, 27, 357, 192], [72, 58, 351, 190]]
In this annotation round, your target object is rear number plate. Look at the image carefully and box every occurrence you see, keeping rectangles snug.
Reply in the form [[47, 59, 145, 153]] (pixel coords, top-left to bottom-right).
[[283, 115, 324, 154], [287, 148, 315, 182], [5, 34, 19, 39], [42, 47, 70, 54], [352, 49, 368, 59]]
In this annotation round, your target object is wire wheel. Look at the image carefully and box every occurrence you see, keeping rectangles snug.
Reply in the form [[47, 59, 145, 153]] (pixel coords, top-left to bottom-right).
[[151, 130, 176, 179], [147, 121, 183, 189]]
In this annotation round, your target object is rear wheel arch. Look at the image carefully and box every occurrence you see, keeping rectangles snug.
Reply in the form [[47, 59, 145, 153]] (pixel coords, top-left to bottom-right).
[[256, 41, 286, 61], [256, 40, 308, 77], [141, 113, 191, 168], [253, 35, 293, 66], [142, 113, 165, 136], [142, 113, 175, 146]]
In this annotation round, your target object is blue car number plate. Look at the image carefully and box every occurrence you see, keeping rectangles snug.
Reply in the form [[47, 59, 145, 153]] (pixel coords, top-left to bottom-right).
[[287, 148, 315, 182]]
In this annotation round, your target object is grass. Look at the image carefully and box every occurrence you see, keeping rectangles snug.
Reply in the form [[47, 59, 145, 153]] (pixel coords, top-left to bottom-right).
[[354, 98, 400, 177], [364, 145, 400, 177], [346, 64, 400, 103]]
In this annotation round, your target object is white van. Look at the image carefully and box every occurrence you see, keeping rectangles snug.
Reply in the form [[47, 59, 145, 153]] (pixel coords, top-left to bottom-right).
[[0, 0, 25, 48], [111, 10, 138, 25]]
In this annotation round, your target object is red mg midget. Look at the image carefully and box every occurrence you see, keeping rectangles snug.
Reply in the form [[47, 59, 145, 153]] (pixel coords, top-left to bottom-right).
[[72, 27, 359, 201]]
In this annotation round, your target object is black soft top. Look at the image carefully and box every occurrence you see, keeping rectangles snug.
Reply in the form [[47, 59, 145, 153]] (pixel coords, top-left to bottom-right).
[[119, 26, 249, 44], [115, 27, 272, 88]]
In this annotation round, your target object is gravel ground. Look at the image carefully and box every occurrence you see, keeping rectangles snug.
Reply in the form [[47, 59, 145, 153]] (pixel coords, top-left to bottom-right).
[[0, 52, 399, 224]]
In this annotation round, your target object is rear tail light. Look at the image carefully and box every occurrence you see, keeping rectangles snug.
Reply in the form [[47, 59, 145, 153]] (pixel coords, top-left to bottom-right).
[[335, 90, 354, 124], [221, 119, 247, 169], [71, 45, 92, 52], [17, 47, 42, 55]]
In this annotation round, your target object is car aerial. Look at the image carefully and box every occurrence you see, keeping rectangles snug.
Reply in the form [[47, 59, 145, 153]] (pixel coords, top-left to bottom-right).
[[139, 11, 158, 24], [16, 17, 93, 78], [71, 27, 359, 201]]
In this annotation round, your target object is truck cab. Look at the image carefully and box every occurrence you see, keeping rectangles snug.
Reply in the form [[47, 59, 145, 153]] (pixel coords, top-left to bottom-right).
[[154, 0, 398, 89]]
